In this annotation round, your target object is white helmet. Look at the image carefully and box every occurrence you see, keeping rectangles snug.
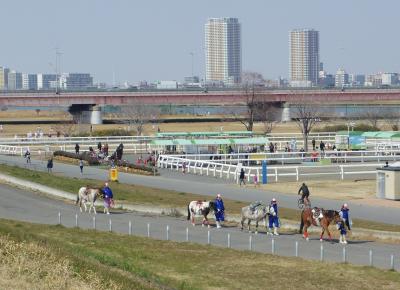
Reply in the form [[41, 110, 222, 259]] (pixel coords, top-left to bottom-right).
[[272, 198, 276, 202], [105, 182, 109, 187], [343, 203, 348, 208], [217, 193, 221, 198]]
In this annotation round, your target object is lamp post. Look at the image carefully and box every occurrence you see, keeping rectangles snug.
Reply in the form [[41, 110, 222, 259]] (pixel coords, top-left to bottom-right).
[[346, 121, 355, 149]]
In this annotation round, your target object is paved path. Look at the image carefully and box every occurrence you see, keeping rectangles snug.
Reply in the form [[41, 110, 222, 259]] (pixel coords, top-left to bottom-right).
[[1, 154, 399, 225], [0, 183, 399, 271]]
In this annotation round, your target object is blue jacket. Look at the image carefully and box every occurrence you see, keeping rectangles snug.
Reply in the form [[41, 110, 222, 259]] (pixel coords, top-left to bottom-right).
[[341, 208, 349, 220], [271, 203, 278, 217], [103, 187, 113, 199], [215, 199, 225, 211], [337, 221, 347, 235]]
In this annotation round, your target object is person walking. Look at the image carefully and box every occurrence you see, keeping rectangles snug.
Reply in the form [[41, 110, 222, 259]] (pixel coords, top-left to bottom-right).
[[253, 174, 259, 187], [312, 138, 316, 150], [340, 203, 351, 231], [102, 182, 114, 214], [239, 168, 246, 186], [75, 143, 80, 155], [47, 158, 53, 173], [268, 198, 280, 236], [214, 193, 225, 229], [79, 158, 84, 175]]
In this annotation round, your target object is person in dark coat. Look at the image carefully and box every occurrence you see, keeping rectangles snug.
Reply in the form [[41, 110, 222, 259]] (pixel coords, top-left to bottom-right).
[[214, 193, 225, 228], [75, 143, 80, 155], [47, 158, 53, 173]]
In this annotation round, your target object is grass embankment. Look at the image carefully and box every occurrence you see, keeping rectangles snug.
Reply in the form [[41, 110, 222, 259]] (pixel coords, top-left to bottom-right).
[[1, 219, 400, 290], [1, 163, 400, 233]]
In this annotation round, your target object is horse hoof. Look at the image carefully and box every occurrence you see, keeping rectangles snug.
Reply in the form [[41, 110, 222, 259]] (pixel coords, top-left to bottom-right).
[[306, 237, 309, 241], [192, 224, 195, 227], [207, 225, 210, 229], [255, 231, 258, 235], [320, 239, 323, 242], [201, 224, 205, 227]]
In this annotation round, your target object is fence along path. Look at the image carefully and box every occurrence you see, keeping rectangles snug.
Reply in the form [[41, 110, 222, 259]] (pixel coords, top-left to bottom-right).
[[157, 154, 385, 182]]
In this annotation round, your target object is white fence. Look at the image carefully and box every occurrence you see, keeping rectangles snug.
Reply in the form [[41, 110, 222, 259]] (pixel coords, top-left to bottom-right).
[[165, 150, 400, 165], [0, 145, 25, 156], [157, 155, 384, 182]]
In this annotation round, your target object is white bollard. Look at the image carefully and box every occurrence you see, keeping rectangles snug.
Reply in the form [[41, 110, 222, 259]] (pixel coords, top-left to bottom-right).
[[147, 223, 150, 237], [58, 211, 61, 225], [109, 219, 112, 232], [369, 250, 373, 266], [207, 230, 211, 245], [166, 225, 170, 241], [227, 233, 231, 248], [271, 239, 275, 255], [75, 214, 78, 228], [92, 216, 96, 230], [342, 247, 347, 263], [320, 244, 324, 261], [128, 221, 132, 236], [390, 254, 394, 270], [295, 241, 299, 257], [186, 227, 189, 242], [249, 235, 253, 251]]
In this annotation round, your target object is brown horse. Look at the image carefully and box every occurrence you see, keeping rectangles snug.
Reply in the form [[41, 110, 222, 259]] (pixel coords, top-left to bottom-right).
[[299, 207, 342, 241]]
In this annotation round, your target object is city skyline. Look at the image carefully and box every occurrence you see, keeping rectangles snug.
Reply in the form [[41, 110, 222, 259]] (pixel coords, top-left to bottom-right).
[[1, 0, 400, 84]]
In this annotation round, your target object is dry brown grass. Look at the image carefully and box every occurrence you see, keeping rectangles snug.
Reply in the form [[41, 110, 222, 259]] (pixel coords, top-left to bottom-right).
[[0, 235, 120, 290]]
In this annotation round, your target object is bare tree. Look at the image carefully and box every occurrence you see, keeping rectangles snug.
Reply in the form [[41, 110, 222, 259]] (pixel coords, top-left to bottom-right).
[[119, 104, 160, 136], [360, 108, 382, 129], [52, 121, 77, 137], [254, 101, 279, 134], [292, 103, 321, 152], [384, 109, 400, 131]]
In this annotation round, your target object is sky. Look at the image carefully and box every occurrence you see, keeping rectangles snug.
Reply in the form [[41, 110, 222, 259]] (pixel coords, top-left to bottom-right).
[[1, 0, 399, 84]]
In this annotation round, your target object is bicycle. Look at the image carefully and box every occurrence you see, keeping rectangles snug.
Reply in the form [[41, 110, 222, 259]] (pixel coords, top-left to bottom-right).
[[298, 197, 311, 209]]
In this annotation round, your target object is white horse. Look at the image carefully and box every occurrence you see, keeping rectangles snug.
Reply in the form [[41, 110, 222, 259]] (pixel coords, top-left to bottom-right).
[[240, 203, 275, 234], [76, 187, 101, 214], [187, 200, 216, 228]]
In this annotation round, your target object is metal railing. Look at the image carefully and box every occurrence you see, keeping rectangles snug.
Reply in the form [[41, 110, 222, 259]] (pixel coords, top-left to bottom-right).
[[0, 145, 24, 156]]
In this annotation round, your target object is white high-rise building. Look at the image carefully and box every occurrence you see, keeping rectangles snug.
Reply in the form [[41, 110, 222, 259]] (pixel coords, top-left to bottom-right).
[[289, 29, 319, 87], [205, 17, 241, 85], [335, 68, 349, 88]]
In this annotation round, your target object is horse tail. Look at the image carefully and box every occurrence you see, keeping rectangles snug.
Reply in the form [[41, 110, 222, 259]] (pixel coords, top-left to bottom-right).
[[187, 204, 190, 220], [299, 210, 304, 234]]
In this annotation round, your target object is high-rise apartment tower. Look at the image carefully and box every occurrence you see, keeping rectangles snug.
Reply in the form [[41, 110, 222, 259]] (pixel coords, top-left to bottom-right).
[[205, 17, 241, 85], [290, 29, 319, 87]]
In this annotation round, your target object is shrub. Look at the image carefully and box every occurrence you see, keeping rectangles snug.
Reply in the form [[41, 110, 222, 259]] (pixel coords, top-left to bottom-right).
[[53, 150, 100, 165], [118, 159, 157, 174], [315, 124, 380, 132]]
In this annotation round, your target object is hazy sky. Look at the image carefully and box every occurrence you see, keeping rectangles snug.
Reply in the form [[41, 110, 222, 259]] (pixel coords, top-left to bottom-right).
[[1, 0, 399, 84]]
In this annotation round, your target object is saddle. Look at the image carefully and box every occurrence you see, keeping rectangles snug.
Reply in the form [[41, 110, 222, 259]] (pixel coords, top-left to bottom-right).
[[311, 207, 324, 225], [249, 201, 263, 213]]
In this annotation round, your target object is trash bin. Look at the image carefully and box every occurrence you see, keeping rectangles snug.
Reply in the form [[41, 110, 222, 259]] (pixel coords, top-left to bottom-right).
[[376, 166, 400, 200], [110, 168, 118, 181]]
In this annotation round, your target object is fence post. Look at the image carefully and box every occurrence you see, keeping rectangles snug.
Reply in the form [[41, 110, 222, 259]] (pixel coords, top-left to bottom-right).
[[166, 225, 170, 241], [390, 254, 394, 270], [271, 239, 275, 255], [92, 216, 96, 230], [58, 211, 61, 225], [207, 230, 211, 245], [109, 219, 112, 232], [295, 241, 299, 257], [342, 246, 347, 263], [320, 244, 324, 261], [227, 233, 231, 248], [295, 167, 299, 181], [147, 223, 150, 237], [369, 250, 373, 266], [340, 166, 344, 180], [275, 168, 278, 182], [186, 227, 189, 242], [75, 214, 78, 228], [129, 221, 132, 235], [249, 235, 253, 251]]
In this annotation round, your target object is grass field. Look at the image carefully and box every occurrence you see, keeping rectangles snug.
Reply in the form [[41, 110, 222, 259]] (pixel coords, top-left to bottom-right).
[[1, 219, 400, 290], [1, 163, 400, 234]]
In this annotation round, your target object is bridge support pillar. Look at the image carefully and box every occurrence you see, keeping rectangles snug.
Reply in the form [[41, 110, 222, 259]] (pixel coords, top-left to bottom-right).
[[281, 102, 291, 122], [69, 104, 103, 124]]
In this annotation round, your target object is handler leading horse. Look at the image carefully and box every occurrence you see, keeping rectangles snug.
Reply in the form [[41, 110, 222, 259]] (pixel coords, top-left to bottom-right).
[[299, 207, 342, 241], [187, 200, 216, 228], [240, 203, 275, 234]]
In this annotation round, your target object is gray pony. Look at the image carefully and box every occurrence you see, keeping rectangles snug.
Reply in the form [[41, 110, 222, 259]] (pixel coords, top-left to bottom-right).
[[240, 201, 275, 234]]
